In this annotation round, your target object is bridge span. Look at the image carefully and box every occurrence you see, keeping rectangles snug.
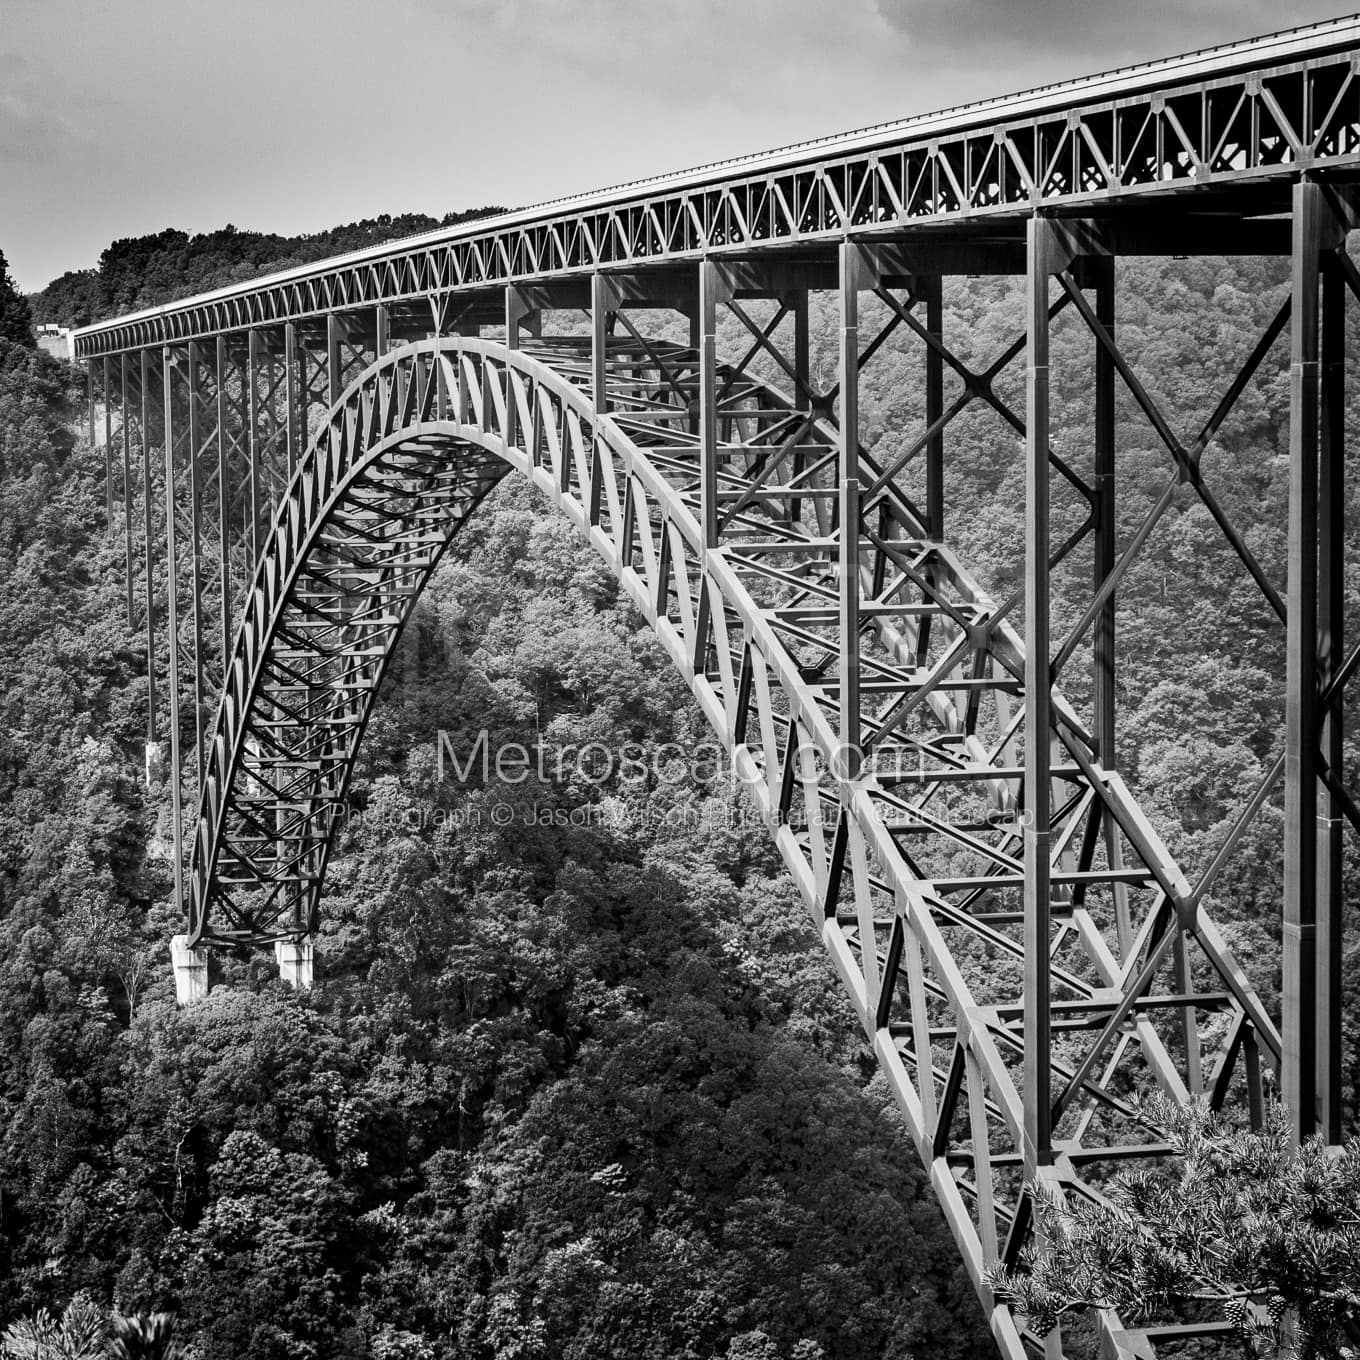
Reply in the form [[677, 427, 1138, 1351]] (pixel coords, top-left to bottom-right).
[[74, 17, 1360, 1359]]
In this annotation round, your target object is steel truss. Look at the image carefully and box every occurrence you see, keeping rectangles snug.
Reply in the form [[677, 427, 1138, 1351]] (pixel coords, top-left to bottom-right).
[[73, 18, 1360, 362], [83, 183, 1360, 1356], [76, 21, 1360, 1360]]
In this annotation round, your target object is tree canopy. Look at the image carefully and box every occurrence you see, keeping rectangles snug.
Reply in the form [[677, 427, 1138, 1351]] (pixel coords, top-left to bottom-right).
[[4, 224, 1360, 1359], [0, 249, 34, 347], [990, 1101, 1360, 1360]]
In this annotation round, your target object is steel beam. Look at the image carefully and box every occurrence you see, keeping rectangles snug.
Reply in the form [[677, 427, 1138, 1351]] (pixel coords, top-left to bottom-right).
[[102, 357, 113, 532], [163, 346, 185, 912], [1024, 216, 1057, 1175], [1316, 243, 1346, 1144], [215, 336, 232, 669], [326, 314, 342, 410], [88, 361, 104, 520], [187, 341, 205, 788], [140, 348, 157, 744], [699, 260, 727, 551], [789, 288, 811, 528], [247, 329, 262, 565], [1091, 256, 1117, 768], [1284, 179, 1325, 1139], [505, 287, 538, 452], [1284, 179, 1353, 1141], [285, 322, 299, 475], [591, 273, 613, 417], [921, 275, 944, 541], [839, 243, 867, 777], [505, 286, 540, 348], [120, 354, 134, 622], [375, 303, 390, 359]]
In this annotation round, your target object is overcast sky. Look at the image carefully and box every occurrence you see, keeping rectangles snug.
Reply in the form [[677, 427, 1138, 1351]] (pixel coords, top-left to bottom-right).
[[2, 0, 1356, 291]]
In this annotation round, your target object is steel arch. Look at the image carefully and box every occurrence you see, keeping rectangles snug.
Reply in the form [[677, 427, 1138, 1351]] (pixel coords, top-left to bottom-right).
[[187, 333, 1282, 1359]]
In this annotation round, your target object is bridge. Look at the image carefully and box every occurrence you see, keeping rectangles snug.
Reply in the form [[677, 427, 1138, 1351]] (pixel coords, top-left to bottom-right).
[[73, 16, 1360, 1359]]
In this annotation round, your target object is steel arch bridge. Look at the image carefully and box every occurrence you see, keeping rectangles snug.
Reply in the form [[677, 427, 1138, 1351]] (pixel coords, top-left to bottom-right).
[[75, 17, 1360, 1360]]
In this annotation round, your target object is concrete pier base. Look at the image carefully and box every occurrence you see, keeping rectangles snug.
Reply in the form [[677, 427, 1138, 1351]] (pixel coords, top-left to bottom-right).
[[170, 934, 209, 1005], [275, 936, 315, 989]]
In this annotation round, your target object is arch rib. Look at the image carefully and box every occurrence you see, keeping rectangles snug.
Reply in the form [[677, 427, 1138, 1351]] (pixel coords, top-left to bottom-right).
[[190, 335, 1278, 1360]]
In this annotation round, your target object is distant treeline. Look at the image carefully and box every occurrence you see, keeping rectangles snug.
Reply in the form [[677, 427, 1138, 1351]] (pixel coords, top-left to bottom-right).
[[28, 209, 506, 328]]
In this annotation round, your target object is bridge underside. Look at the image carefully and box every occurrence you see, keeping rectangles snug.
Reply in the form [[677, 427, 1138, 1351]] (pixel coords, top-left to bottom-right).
[[85, 182, 1359, 1360]]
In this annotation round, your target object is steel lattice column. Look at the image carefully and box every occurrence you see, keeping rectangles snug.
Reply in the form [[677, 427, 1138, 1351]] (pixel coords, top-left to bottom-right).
[[1284, 177, 1353, 1141], [839, 243, 865, 778], [140, 348, 158, 746], [162, 346, 185, 909], [1023, 215, 1057, 1176]]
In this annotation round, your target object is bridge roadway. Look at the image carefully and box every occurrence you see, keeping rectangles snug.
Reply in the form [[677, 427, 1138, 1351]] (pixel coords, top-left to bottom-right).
[[74, 17, 1360, 1360]]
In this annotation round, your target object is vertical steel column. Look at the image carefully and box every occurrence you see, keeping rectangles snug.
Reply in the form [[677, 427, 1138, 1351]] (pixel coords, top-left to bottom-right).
[[246, 329, 262, 565], [375, 304, 390, 359], [504, 288, 533, 452], [102, 357, 114, 529], [1023, 217, 1056, 1175], [120, 354, 135, 623], [1317, 218, 1346, 1144], [922, 274, 945, 540], [791, 290, 810, 528], [591, 274, 612, 417], [1284, 178, 1324, 1139], [688, 305, 702, 442], [793, 289, 810, 404], [162, 347, 185, 912], [505, 288, 530, 349], [186, 341, 206, 788], [590, 275, 616, 528], [215, 336, 232, 668], [1092, 256, 1117, 768], [140, 349, 158, 744], [326, 314, 343, 410], [839, 243, 864, 778], [699, 260, 722, 551], [87, 361, 103, 514], [285, 323, 299, 475]]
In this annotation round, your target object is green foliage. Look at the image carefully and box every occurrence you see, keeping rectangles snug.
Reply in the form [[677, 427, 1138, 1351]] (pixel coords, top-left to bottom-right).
[[0, 1292, 104, 1360], [29, 210, 506, 328], [5, 226, 1360, 1360], [109, 1313, 182, 1360], [989, 1100, 1360, 1360], [0, 252, 985, 1357], [0, 250, 34, 347]]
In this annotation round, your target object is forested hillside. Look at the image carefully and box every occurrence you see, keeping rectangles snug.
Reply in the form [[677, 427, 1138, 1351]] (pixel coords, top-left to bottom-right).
[[1, 239, 985, 1359], [27, 211, 504, 328], [2, 226, 1358, 1359]]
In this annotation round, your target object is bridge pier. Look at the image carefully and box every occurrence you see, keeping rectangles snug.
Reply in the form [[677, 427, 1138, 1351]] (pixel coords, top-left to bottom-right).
[[1283, 176, 1357, 1144], [275, 936, 315, 989], [169, 934, 208, 1005]]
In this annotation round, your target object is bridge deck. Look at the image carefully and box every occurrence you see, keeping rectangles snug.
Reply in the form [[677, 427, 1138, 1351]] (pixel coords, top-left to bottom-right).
[[76, 14, 1360, 359]]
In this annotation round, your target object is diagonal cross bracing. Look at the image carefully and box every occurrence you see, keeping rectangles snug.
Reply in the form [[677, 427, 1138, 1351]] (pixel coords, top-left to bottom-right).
[[152, 331, 1293, 1360]]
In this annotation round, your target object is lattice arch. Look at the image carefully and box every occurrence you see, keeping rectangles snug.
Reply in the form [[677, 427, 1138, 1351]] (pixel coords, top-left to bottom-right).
[[184, 332, 1282, 1360]]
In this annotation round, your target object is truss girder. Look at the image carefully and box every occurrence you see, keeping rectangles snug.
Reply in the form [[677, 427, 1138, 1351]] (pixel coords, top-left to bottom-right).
[[72, 20, 1360, 361]]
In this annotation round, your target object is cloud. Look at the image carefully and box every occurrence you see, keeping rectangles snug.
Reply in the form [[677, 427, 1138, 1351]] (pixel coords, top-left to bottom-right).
[[0, 51, 79, 162], [405, 0, 906, 105], [0, 46, 117, 169], [873, 0, 1336, 66]]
